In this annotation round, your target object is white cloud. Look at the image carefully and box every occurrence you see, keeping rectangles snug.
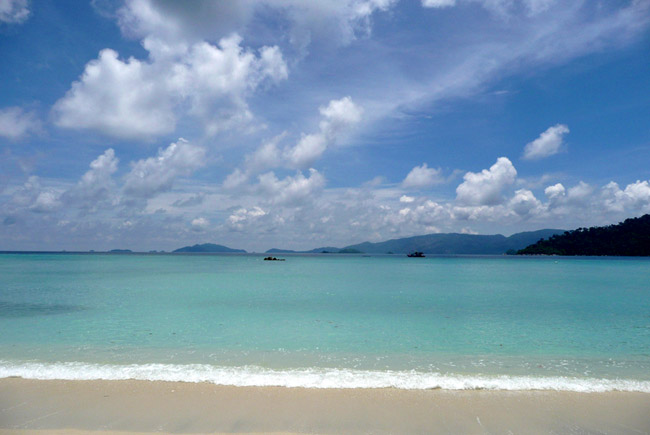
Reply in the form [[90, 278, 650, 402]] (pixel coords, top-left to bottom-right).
[[544, 183, 565, 200], [402, 163, 443, 189], [223, 168, 250, 190], [257, 169, 325, 205], [30, 191, 61, 213], [319, 96, 364, 138], [400, 195, 415, 203], [566, 181, 593, 204], [123, 138, 205, 198], [53, 49, 174, 140], [67, 149, 119, 204], [118, 0, 396, 48], [54, 34, 288, 140], [397, 199, 448, 228], [286, 134, 328, 170], [190, 217, 209, 232], [621, 180, 650, 208], [166, 35, 288, 135], [5, 176, 62, 214], [601, 180, 650, 213], [285, 97, 363, 168], [0, 0, 29, 24], [421, 0, 456, 8], [523, 124, 569, 160], [0, 107, 40, 139], [509, 188, 541, 216], [456, 157, 517, 205], [246, 134, 285, 173], [421, 0, 556, 16], [227, 206, 267, 230]]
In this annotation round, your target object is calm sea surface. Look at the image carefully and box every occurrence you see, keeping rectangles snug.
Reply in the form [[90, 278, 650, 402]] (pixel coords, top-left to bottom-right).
[[1, 253, 649, 391]]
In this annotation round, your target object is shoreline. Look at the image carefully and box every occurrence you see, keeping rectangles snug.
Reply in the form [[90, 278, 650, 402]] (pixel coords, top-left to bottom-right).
[[2, 378, 649, 434], [3, 360, 649, 392]]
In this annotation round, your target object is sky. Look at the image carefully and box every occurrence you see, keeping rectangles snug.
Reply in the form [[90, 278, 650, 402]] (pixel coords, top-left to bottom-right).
[[0, 0, 649, 252]]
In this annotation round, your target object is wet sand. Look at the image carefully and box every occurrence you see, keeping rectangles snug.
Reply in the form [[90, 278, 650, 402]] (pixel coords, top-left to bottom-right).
[[1, 378, 649, 434]]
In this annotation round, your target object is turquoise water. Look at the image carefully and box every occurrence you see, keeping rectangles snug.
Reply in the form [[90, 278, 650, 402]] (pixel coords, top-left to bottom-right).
[[1, 253, 649, 391]]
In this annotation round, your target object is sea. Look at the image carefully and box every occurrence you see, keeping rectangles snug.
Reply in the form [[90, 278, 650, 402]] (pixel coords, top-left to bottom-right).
[[1, 253, 649, 392]]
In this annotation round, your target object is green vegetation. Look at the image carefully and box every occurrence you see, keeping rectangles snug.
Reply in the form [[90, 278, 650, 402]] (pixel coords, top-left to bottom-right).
[[517, 214, 650, 256]]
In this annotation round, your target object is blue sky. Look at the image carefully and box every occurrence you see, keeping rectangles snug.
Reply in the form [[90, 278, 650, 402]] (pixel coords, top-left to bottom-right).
[[1, 0, 649, 251]]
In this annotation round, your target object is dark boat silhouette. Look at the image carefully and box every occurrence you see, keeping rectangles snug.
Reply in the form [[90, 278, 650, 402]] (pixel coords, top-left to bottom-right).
[[407, 251, 425, 258]]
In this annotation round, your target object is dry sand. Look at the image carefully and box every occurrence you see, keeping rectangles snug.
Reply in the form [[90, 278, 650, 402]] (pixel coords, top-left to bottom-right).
[[1, 378, 649, 434]]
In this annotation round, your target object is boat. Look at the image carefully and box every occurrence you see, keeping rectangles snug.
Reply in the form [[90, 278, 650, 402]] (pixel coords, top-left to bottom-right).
[[407, 251, 425, 258]]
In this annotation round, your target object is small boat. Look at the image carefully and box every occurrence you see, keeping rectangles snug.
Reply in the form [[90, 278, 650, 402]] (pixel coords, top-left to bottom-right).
[[264, 256, 285, 261], [407, 251, 425, 258]]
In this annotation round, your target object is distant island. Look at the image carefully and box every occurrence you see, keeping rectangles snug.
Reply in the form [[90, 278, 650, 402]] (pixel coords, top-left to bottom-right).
[[262, 229, 565, 255], [266, 247, 342, 254], [109, 249, 132, 253], [173, 243, 246, 253], [517, 214, 650, 256]]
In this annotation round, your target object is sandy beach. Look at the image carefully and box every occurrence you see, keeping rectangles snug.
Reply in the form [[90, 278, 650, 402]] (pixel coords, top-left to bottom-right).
[[1, 378, 649, 434]]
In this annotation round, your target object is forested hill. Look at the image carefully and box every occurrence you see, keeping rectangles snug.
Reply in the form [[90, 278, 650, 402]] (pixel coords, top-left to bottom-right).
[[341, 229, 564, 255], [517, 214, 650, 256]]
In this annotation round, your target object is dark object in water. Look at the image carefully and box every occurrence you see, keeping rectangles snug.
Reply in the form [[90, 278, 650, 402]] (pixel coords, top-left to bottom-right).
[[264, 256, 285, 261], [407, 251, 425, 258]]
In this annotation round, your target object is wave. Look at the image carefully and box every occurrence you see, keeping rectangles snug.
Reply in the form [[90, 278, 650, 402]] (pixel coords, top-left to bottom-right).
[[1, 361, 649, 392]]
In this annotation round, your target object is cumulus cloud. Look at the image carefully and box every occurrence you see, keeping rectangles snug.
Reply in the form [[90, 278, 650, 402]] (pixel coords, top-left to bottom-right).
[[285, 96, 363, 168], [166, 35, 288, 135], [246, 134, 285, 173], [54, 34, 288, 140], [223, 168, 250, 191], [545, 183, 565, 200], [30, 191, 61, 213], [190, 217, 209, 232], [508, 188, 541, 216], [65, 149, 119, 205], [566, 181, 593, 205], [0, 107, 40, 139], [286, 134, 328, 170], [53, 49, 174, 140], [601, 180, 650, 214], [224, 96, 363, 183], [402, 163, 443, 189], [388, 199, 448, 230], [123, 139, 205, 198], [4, 176, 62, 214], [118, 0, 396, 48], [227, 206, 267, 230], [0, 0, 30, 24], [522, 124, 569, 160], [257, 169, 325, 205], [456, 157, 517, 205]]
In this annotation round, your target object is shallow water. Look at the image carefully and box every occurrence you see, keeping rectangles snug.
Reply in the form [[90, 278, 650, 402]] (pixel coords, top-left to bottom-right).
[[1, 253, 649, 390]]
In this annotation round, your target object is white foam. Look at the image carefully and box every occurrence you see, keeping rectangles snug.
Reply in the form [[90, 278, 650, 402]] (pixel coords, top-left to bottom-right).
[[1, 361, 649, 392]]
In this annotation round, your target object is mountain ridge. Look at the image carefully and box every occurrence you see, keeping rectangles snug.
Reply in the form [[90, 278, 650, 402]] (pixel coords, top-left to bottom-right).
[[173, 243, 246, 253], [517, 214, 650, 256], [263, 229, 565, 255]]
